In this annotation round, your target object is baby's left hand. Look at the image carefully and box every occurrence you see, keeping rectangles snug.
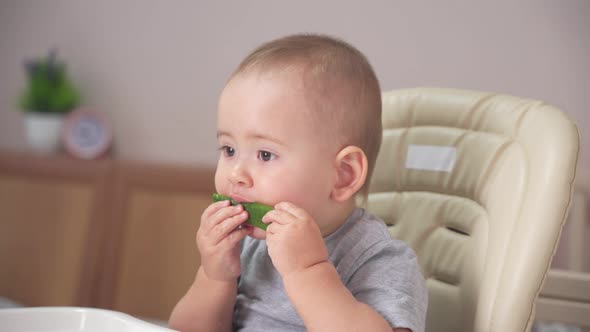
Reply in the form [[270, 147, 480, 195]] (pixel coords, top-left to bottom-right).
[[263, 202, 328, 278]]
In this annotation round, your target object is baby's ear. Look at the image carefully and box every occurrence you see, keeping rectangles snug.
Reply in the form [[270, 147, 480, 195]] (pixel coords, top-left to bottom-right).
[[331, 146, 368, 202]]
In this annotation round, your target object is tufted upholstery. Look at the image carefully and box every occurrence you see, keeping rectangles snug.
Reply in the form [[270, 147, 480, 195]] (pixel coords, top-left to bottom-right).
[[366, 88, 579, 332]]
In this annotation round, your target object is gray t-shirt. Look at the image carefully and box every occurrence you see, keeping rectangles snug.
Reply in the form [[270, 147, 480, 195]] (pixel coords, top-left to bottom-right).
[[233, 208, 427, 332]]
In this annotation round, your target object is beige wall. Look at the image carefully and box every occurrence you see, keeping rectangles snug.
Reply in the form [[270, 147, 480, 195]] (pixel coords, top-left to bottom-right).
[[1, 1, 589, 167]]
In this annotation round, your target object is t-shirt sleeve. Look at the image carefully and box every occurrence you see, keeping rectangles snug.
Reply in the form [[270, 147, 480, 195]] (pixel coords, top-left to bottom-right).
[[346, 240, 428, 332]]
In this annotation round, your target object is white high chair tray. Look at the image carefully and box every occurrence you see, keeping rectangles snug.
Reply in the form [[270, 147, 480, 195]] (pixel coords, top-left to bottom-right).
[[0, 307, 177, 332]]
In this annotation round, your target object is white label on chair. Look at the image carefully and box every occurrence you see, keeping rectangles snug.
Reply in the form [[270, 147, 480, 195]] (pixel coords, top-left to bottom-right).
[[405, 145, 456, 172]]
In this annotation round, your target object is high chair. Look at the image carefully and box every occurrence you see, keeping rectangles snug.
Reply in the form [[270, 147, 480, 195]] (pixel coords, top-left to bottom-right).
[[366, 88, 579, 332]]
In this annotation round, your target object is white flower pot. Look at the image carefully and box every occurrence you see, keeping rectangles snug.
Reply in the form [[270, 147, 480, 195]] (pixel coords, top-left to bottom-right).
[[24, 113, 65, 154]]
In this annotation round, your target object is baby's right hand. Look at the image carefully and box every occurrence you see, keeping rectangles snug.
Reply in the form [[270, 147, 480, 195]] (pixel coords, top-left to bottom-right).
[[196, 200, 251, 281]]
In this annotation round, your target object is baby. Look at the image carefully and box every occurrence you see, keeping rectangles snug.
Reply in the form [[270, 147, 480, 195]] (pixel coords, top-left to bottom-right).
[[170, 33, 427, 332]]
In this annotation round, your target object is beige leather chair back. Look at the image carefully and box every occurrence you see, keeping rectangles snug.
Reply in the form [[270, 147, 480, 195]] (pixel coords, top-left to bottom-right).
[[366, 88, 579, 332]]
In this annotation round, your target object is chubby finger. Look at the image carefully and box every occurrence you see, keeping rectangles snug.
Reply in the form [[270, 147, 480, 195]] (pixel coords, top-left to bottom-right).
[[246, 225, 267, 240], [208, 204, 244, 228], [203, 199, 231, 218], [262, 208, 298, 225], [211, 210, 248, 244], [266, 221, 277, 235], [267, 220, 288, 235], [219, 223, 252, 249], [274, 202, 309, 220]]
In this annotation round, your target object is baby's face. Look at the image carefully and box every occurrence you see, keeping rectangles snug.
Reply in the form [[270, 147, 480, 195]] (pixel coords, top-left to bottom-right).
[[215, 71, 338, 236]]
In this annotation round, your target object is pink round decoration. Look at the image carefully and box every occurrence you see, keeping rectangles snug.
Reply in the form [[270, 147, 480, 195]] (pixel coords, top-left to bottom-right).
[[62, 108, 113, 159]]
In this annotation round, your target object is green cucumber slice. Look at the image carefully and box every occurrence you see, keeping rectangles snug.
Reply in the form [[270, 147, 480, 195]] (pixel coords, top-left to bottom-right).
[[212, 193, 272, 230]]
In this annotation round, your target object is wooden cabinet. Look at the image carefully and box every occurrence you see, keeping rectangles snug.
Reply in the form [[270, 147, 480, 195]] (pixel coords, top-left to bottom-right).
[[0, 152, 111, 308], [99, 162, 214, 321], [0, 151, 214, 321]]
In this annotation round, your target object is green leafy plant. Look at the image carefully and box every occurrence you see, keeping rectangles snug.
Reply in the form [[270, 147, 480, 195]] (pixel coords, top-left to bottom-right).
[[19, 51, 81, 113]]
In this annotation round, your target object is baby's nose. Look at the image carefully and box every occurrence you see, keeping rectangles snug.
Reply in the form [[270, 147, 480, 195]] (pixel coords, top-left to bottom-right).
[[229, 161, 253, 187]]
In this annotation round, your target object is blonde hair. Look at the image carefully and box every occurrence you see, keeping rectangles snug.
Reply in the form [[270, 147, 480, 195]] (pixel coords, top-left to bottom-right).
[[230, 33, 382, 196]]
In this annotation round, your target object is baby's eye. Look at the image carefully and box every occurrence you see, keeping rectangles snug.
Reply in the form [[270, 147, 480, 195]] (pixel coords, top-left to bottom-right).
[[220, 145, 235, 157], [258, 150, 276, 162]]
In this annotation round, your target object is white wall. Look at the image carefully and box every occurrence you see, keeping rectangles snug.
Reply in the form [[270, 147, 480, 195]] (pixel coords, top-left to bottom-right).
[[1, 0, 589, 167]]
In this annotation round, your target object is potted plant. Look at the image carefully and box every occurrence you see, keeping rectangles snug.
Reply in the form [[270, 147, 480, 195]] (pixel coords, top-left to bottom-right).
[[20, 50, 81, 153]]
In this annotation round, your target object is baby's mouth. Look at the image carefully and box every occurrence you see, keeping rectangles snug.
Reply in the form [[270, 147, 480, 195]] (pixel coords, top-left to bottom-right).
[[230, 194, 252, 204]]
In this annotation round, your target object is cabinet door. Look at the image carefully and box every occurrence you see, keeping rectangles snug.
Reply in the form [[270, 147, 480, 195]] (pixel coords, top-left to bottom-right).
[[99, 163, 214, 321], [0, 153, 110, 307]]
